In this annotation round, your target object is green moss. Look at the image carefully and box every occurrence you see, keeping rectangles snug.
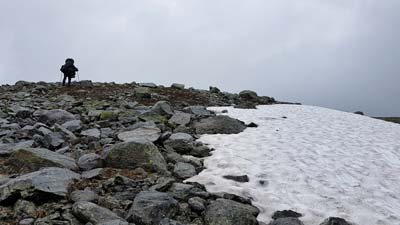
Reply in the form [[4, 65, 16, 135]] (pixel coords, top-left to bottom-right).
[[100, 111, 119, 121]]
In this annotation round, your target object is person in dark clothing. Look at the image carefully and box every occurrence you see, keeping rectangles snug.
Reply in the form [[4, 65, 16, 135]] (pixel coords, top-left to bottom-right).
[[60, 58, 79, 86]]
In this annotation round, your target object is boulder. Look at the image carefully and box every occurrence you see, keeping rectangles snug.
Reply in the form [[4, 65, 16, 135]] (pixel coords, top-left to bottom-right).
[[134, 87, 151, 99], [183, 106, 212, 117], [126, 191, 179, 225], [0, 141, 34, 156], [117, 126, 161, 143], [188, 197, 206, 212], [61, 120, 82, 132], [104, 140, 167, 173], [171, 83, 185, 90], [173, 162, 196, 179], [168, 183, 196, 201], [43, 132, 65, 150], [164, 133, 194, 154], [192, 115, 246, 134], [239, 90, 258, 101], [38, 109, 75, 125], [319, 217, 352, 225], [72, 201, 127, 224], [139, 83, 157, 88], [0, 167, 80, 203], [204, 198, 259, 225], [269, 218, 304, 225], [152, 101, 174, 116], [81, 128, 101, 140], [168, 112, 191, 126], [77, 153, 103, 171], [5, 148, 78, 173], [271, 210, 302, 220]]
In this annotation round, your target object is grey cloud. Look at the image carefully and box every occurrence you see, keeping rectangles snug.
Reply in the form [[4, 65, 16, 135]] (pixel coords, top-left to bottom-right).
[[0, 0, 399, 116]]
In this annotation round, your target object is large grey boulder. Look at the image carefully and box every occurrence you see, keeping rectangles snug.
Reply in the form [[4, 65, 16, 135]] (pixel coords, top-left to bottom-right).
[[192, 115, 246, 134], [104, 140, 167, 172], [38, 109, 75, 125], [126, 191, 179, 225], [0, 167, 80, 203], [239, 90, 258, 101], [5, 148, 78, 173], [204, 198, 259, 225], [173, 162, 196, 179], [72, 201, 127, 225], [118, 126, 161, 142], [61, 120, 82, 132], [164, 133, 194, 154]]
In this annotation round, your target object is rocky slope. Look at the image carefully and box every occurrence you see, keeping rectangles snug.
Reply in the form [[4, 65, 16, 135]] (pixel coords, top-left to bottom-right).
[[0, 81, 349, 225]]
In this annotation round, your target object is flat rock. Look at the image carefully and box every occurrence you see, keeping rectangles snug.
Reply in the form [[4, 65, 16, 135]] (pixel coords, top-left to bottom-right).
[[0, 141, 34, 156], [168, 112, 191, 126], [61, 120, 82, 132], [183, 106, 212, 117], [126, 191, 178, 225], [72, 201, 127, 224], [104, 140, 167, 172], [0, 167, 80, 204], [81, 128, 101, 140], [117, 126, 161, 142], [139, 82, 157, 88], [5, 148, 78, 173], [204, 198, 259, 225], [192, 115, 246, 134]]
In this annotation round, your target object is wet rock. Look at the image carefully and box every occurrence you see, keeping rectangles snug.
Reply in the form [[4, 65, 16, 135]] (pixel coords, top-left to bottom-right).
[[319, 217, 352, 225], [169, 112, 192, 126], [271, 210, 302, 220], [104, 139, 167, 173], [183, 106, 212, 117], [61, 120, 82, 132], [164, 133, 194, 154], [72, 201, 127, 224], [173, 162, 196, 179], [171, 83, 185, 90], [152, 101, 174, 117], [188, 197, 206, 212], [77, 153, 103, 171], [192, 115, 246, 134], [126, 191, 179, 225], [269, 218, 304, 225], [70, 189, 99, 203], [204, 198, 259, 225], [38, 109, 75, 125], [0, 167, 80, 204], [6, 148, 78, 173], [117, 125, 161, 142], [222, 175, 249, 183]]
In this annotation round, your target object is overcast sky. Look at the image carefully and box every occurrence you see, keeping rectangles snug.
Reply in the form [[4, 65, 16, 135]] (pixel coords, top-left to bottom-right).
[[0, 1, 399, 116]]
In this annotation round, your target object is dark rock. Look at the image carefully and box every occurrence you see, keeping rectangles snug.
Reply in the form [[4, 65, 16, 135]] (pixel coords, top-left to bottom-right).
[[354, 111, 364, 115], [126, 191, 179, 225], [319, 217, 352, 225], [234, 102, 257, 109], [239, 90, 258, 101], [247, 122, 258, 128], [223, 175, 249, 183], [43, 132, 65, 150], [164, 133, 194, 154], [103, 139, 167, 173], [204, 198, 259, 225], [272, 210, 302, 220], [192, 116, 246, 134], [72, 201, 127, 224], [188, 197, 206, 212], [139, 83, 157, 88], [171, 83, 185, 90], [269, 218, 304, 225], [149, 177, 175, 192], [209, 86, 221, 94]]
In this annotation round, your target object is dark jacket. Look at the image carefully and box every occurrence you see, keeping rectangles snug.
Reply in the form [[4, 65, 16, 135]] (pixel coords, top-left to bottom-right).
[[60, 64, 79, 78]]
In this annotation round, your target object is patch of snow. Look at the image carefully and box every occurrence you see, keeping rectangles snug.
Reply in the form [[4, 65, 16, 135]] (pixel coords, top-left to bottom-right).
[[187, 105, 400, 225]]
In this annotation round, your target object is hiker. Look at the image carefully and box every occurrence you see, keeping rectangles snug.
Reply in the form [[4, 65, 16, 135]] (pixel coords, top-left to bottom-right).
[[60, 58, 79, 86]]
